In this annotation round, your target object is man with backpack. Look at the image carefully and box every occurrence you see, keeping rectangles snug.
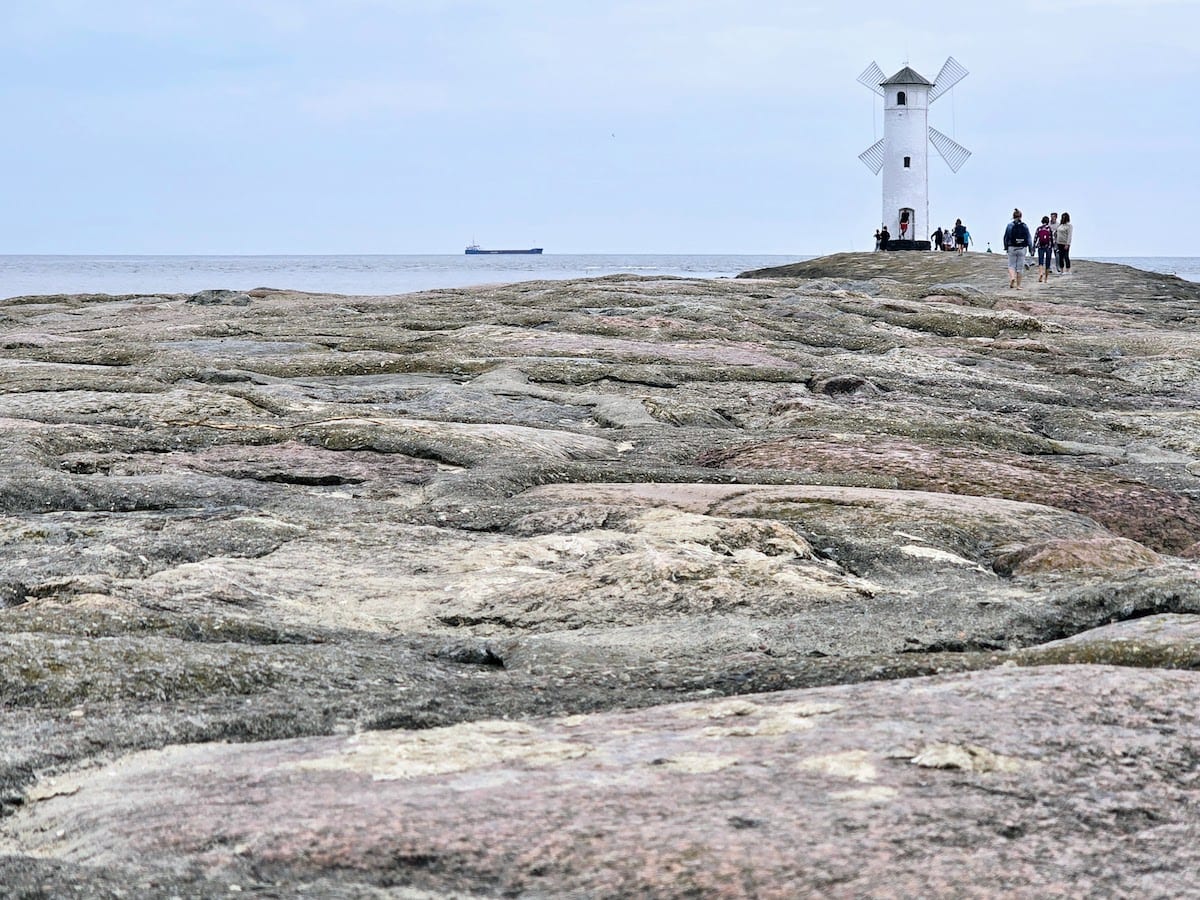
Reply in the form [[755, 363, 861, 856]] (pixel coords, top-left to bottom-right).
[[1034, 216, 1056, 282], [1003, 209, 1033, 289]]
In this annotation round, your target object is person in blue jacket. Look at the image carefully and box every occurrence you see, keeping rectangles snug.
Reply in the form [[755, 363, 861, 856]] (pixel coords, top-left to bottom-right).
[[1003, 209, 1032, 289]]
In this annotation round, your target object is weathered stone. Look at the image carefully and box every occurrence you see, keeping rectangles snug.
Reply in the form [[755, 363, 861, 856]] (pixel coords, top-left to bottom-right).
[[993, 534, 1162, 575], [1, 252, 1198, 895], [186, 289, 252, 306], [6, 666, 1198, 898]]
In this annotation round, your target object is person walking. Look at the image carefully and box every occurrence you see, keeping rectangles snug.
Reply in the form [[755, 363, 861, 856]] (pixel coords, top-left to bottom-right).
[[962, 227, 971, 251], [931, 226, 944, 251], [1034, 216, 1056, 282], [1055, 212, 1073, 274], [953, 219, 968, 255], [878, 225, 891, 251], [1049, 213, 1061, 272], [1003, 209, 1032, 289], [874, 228, 881, 251]]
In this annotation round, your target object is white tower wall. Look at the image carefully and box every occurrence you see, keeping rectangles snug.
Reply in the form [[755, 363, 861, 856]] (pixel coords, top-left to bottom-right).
[[881, 83, 930, 244]]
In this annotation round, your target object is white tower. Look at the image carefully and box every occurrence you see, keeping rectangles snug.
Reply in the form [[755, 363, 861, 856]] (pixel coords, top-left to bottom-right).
[[858, 58, 971, 249]]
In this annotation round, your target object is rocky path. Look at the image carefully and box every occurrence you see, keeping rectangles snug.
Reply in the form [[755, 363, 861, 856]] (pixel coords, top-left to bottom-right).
[[1, 252, 1198, 896]]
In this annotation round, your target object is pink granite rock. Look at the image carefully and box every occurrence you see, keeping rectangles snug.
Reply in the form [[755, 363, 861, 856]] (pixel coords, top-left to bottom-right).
[[10, 665, 1199, 898], [3, 253, 1200, 897]]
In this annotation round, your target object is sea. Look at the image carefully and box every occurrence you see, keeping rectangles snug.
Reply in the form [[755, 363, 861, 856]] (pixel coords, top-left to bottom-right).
[[2, 254, 1198, 300]]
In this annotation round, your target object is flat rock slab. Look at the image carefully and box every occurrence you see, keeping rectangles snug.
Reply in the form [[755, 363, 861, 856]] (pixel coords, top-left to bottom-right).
[[7, 665, 1198, 898], [3, 253, 1200, 896]]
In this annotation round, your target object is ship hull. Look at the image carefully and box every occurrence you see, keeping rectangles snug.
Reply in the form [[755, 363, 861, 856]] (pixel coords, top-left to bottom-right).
[[465, 248, 543, 255]]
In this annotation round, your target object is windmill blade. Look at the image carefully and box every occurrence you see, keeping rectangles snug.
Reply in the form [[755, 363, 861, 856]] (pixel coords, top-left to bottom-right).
[[858, 139, 885, 175], [857, 61, 885, 96], [929, 56, 968, 102], [928, 127, 971, 173]]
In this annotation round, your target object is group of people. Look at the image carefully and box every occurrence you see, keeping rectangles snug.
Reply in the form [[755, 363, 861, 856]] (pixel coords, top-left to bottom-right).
[[930, 220, 970, 253], [1001, 209, 1074, 289], [873, 219, 971, 252]]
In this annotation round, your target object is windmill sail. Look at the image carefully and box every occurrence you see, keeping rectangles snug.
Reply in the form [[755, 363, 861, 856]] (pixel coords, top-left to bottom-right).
[[928, 127, 971, 172], [856, 61, 886, 96], [929, 56, 968, 103], [857, 139, 885, 175]]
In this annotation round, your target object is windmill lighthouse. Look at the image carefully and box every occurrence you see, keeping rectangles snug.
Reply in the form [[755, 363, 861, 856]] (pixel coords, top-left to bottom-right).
[[858, 58, 971, 249]]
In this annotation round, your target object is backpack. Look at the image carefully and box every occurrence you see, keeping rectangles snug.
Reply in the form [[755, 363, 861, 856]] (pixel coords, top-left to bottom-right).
[[1008, 222, 1029, 247], [1035, 225, 1054, 248]]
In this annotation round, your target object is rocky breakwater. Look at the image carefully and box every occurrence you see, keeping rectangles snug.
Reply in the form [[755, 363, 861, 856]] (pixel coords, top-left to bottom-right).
[[1, 253, 1198, 897]]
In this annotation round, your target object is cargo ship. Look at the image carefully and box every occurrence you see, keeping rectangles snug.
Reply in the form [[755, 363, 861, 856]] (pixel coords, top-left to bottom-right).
[[464, 243, 543, 255]]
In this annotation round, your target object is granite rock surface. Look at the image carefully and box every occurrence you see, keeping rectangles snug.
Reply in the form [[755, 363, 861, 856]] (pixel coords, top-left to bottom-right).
[[1, 252, 1198, 896]]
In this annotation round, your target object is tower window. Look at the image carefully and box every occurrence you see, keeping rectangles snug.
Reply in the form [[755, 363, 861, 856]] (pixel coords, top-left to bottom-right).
[[897, 91, 906, 105], [903, 156, 911, 168]]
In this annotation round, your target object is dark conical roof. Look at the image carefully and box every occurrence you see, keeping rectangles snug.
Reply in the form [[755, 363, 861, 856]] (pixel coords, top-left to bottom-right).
[[881, 66, 933, 86]]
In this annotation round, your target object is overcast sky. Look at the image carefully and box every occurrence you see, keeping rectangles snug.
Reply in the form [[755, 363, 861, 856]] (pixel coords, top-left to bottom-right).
[[1, 0, 1197, 256]]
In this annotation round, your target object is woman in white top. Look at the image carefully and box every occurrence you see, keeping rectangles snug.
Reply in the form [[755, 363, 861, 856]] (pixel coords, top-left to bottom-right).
[[1055, 213, 1073, 274]]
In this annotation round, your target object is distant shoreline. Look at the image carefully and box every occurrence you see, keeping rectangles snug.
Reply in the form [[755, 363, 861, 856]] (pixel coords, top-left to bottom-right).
[[2, 253, 1197, 301]]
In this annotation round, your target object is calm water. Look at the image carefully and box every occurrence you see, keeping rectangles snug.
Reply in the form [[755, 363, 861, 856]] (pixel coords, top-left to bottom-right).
[[0, 254, 794, 300], [1092, 257, 1200, 283], [1, 254, 1198, 300]]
